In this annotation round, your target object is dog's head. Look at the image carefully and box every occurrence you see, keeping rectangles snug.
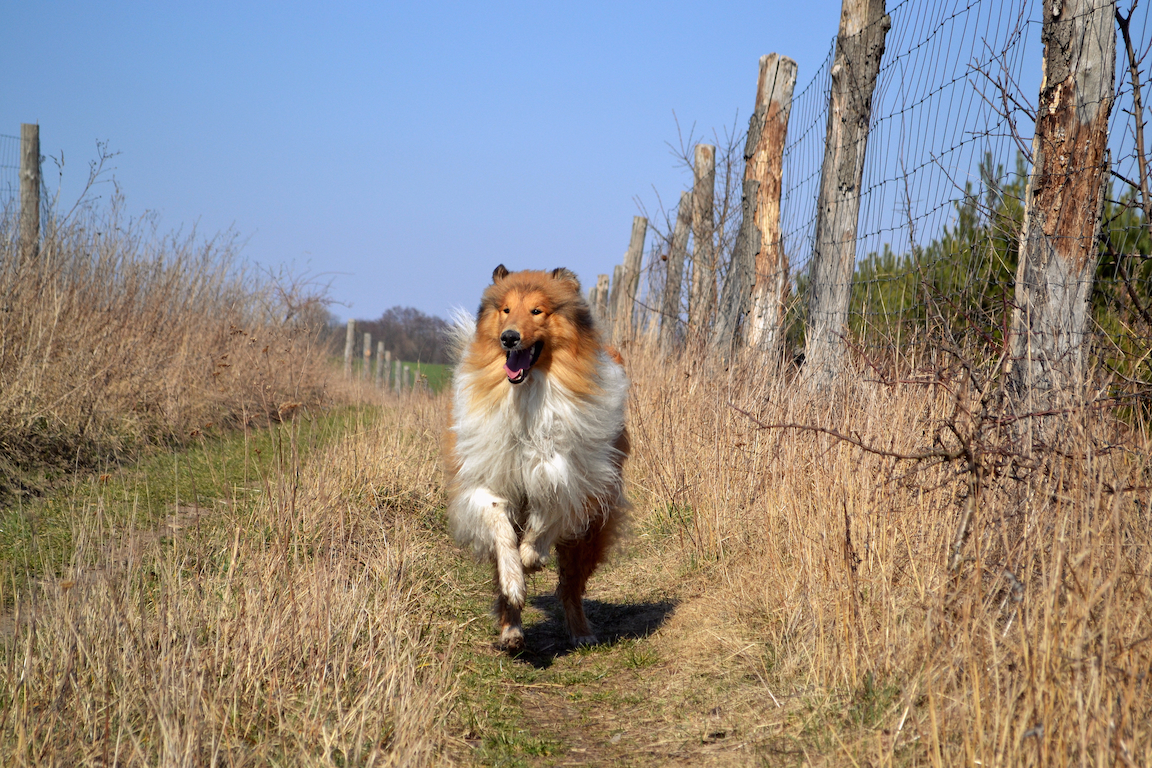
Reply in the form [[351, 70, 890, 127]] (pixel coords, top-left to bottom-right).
[[476, 265, 592, 385]]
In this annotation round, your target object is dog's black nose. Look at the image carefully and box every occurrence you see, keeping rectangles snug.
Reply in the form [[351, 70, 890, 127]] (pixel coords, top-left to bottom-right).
[[500, 330, 521, 349]]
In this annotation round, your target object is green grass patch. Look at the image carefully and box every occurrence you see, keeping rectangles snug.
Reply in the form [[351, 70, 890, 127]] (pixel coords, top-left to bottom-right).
[[345, 359, 452, 393], [0, 406, 367, 601]]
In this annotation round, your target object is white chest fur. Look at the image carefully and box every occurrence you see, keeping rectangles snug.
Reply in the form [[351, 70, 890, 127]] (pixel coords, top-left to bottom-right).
[[449, 354, 628, 543]]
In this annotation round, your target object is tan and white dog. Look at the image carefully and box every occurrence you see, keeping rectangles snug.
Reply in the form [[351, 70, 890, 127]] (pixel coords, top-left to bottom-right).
[[443, 265, 629, 651]]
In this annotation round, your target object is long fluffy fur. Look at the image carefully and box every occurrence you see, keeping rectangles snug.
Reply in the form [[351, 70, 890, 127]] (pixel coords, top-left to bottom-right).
[[444, 266, 629, 650]]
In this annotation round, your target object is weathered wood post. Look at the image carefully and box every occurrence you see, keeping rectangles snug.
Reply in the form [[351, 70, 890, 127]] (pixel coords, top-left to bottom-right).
[[745, 54, 798, 357], [689, 145, 717, 335], [19, 123, 40, 262], [375, 341, 385, 387], [404, 364, 412, 391], [659, 191, 692, 354], [613, 216, 648, 341], [608, 264, 624, 331], [383, 349, 392, 388], [593, 274, 610, 325], [711, 54, 799, 362], [362, 332, 372, 381], [803, 0, 890, 388], [343, 319, 356, 380], [1008, 0, 1115, 406]]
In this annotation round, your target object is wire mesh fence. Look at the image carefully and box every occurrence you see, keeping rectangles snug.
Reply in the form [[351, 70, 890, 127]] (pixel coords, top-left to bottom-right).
[[631, 0, 1152, 388], [0, 133, 20, 215]]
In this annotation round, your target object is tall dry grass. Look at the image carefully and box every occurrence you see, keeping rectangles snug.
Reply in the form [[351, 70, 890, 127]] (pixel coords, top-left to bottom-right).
[[2, 399, 456, 767], [625, 343, 1152, 765], [0, 197, 335, 500]]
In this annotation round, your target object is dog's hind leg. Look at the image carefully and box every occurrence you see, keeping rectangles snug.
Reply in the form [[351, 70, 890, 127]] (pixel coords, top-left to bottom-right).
[[555, 509, 620, 647]]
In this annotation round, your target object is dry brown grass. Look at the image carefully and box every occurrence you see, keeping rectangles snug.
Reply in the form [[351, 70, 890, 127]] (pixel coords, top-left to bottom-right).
[[624, 342, 1152, 765], [4, 229, 1151, 766], [2, 398, 458, 767], [0, 199, 335, 501]]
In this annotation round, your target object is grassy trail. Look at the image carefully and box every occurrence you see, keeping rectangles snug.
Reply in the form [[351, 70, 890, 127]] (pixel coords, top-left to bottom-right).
[[7, 386, 1150, 767], [0, 399, 828, 767], [439, 520, 820, 767]]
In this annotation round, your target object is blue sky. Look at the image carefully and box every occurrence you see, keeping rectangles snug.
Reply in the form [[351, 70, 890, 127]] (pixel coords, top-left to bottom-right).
[[4, 1, 846, 321]]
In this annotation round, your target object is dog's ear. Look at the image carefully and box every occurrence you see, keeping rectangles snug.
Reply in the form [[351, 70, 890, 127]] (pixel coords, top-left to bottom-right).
[[551, 267, 580, 291], [492, 264, 510, 283]]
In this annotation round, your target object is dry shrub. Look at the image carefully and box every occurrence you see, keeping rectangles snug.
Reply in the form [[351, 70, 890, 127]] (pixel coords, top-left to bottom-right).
[[1, 400, 455, 767], [625, 341, 1152, 765], [0, 197, 336, 500]]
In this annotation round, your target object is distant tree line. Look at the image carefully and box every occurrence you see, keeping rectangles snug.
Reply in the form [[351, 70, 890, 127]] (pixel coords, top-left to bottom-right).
[[353, 306, 451, 364]]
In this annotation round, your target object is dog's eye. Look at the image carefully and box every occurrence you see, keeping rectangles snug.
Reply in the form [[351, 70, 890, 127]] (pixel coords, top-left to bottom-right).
[[502, 307, 510, 314], [531, 308, 542, 315]]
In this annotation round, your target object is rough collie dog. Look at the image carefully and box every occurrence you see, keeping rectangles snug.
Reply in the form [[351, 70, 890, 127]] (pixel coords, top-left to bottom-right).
[[443, 265, 630, 651]]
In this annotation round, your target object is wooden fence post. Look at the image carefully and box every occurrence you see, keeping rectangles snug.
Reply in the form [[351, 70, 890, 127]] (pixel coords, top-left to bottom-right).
[[711, 180, 760, 362], [19, 123, 40, 262], [362, 332, 372, 381], [689, 145, 717, 335], [394, 359, 403, 393], [659, 191, 693, 354], [404, 364, 411, 391], [609, 264, 625, 330], [711, 54, 799, 362], [375, 341, 385, 387], [383, 349, 392, 388], [1008, 0, 1116, 405], [745, 54, 798, 357], [613, 216, 648, 341], [803, 0, 890, 388], [593, 274, 610, 325], [343, 319, 356, 380]]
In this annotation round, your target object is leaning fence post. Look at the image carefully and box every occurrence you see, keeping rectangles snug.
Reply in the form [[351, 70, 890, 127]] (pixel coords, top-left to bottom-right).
[[689, 144, 717, 336], [659, 191, 693, 354], [803, 0, 890, 388], [613, 216, 648, 341], [1008, 0, 1116, 408], [19, 123, 40, 262], [343, 319, 356, 380]]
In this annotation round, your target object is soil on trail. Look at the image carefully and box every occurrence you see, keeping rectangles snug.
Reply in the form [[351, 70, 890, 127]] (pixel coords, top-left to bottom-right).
[[448, 538, 804, 768]]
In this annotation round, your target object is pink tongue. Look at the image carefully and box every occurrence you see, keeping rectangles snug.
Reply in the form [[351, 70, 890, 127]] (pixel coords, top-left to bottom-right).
[[504, 348, 534, 379]]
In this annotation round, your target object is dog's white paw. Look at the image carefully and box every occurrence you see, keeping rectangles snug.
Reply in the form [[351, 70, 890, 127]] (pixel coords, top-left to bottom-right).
[[498, 625, 525, 652], [519, 540, 549, 572]]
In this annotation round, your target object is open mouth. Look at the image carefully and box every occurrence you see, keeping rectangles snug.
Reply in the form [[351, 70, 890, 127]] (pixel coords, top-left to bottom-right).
[[503, 340, 544, 384]]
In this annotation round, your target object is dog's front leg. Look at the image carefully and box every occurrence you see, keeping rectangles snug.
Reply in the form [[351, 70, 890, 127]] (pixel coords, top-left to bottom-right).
[[472, 489, 525, 607], [472, 489, 526, 650], [519, 509, 562, 573]]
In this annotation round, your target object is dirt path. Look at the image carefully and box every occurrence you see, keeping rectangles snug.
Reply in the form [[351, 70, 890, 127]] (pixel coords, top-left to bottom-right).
[[445, 536, 808, 767]]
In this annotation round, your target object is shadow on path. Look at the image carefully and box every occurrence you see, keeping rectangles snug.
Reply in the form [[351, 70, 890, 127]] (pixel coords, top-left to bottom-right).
[[509, 594, 678, 669]]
